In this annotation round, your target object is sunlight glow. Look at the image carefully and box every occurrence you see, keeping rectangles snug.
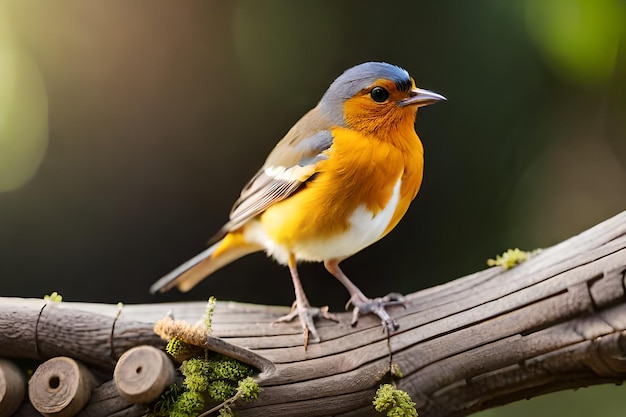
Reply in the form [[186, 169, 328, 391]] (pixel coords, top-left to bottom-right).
[[0, 7, 49, 193]]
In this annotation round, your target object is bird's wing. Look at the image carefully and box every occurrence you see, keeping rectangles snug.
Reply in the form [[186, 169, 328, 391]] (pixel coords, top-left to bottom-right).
[[222, 108, 334, 233]]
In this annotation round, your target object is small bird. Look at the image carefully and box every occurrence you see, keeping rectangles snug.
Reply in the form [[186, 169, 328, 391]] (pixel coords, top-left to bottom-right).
[[151, 62, 445, 346]]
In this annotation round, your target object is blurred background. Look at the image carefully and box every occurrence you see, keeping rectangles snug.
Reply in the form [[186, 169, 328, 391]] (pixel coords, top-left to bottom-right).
[[0, 0, 625, 415]]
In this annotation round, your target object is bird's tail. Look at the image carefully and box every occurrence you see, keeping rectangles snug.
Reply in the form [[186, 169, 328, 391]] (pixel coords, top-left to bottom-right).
[[150, 231, 261, 294]]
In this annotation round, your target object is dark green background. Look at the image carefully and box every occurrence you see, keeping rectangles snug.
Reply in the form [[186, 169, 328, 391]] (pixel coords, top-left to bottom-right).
[[1, 1, 625, 415]]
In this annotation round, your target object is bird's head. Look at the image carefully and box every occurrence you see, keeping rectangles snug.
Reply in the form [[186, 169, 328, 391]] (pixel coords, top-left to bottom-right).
[[319, 62, 445, 134]]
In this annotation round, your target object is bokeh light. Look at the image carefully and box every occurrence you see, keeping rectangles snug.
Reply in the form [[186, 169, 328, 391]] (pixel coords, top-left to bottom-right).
[[526, 0, 625, 87], [0, 6, 48, 193]]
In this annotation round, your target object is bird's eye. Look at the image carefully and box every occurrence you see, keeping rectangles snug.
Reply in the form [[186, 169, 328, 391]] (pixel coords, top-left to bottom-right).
[[370, 86, 389, 103]]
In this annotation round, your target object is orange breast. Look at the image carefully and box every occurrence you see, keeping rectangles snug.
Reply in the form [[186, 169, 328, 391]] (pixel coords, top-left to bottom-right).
[[260, 126, 424, 249]]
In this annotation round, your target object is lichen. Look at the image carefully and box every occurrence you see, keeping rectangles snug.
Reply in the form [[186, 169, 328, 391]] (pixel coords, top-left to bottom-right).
[[203, 296, 216, 333]]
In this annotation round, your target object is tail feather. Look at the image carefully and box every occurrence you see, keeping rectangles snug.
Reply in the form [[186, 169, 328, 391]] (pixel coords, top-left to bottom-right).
[[150, 233, 260, 294]]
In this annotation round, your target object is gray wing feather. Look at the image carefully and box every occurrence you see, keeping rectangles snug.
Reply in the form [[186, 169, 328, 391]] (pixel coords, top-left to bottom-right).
[[225, 130, 333, 231]]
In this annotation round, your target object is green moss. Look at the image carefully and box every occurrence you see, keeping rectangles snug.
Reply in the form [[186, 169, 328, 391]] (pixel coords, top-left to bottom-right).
[[43, 291, 62, 302], [208, 354, 252, 381], [170, 391, 205, 417], [149, 296, 260, 416], [237, 377, 260, 402], [487, 248, 539, 270], [208, 380, 237, 402], [182, 358, 211, 392], [166, 338, 186, 357], [373, 384, 418, 417], [166, 337, 205, 362]]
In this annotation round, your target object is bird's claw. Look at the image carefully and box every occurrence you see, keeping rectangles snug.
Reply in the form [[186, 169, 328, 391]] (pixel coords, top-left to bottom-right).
[[347, 292, 406, 335], [274, 302, 339, 349]]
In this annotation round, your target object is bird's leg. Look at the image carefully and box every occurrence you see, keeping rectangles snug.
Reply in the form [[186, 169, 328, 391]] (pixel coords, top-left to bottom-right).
[[275, 254, 337, 348], [324, 259, 404, 334]]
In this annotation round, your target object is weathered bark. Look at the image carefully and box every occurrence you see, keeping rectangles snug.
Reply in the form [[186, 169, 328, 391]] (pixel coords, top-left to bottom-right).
[[1, 210, 625, 417]]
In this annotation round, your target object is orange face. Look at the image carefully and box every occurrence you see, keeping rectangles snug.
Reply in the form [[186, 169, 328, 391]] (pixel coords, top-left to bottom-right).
[[342, 77, 419, 135]]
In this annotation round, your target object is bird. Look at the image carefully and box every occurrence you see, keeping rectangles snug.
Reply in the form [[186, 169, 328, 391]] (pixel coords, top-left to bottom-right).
[[151, 62, 445, 347]]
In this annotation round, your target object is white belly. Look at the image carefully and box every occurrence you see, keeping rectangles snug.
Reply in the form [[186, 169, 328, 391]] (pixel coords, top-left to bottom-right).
[[243, 178, 402, 265]]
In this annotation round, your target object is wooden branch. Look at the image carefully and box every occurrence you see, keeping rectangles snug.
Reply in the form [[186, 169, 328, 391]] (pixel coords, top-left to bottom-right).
[[1, 210, 626, 417]]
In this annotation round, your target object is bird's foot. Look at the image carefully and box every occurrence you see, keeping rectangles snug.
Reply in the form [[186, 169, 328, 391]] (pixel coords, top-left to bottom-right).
[[347, 292, 405, 335], [275, 301, 339, 348]]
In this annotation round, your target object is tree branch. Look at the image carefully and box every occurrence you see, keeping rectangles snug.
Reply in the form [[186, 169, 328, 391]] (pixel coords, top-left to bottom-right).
[[1, 210, 625, 417]]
